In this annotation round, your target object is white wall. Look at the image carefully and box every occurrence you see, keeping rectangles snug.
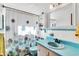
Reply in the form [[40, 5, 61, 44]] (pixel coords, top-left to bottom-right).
[[77, 3, 79, 25], [51, 31, 76, 42], [0, 4, 4, 33], [40, 29, 76, 42]]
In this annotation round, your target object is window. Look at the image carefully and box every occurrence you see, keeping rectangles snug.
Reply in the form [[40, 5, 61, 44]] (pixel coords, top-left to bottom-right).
[[18, 26, 37, 36]]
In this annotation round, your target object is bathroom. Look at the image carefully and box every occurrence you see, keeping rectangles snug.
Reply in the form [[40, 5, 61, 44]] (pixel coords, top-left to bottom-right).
[[0, 3, 79, 56]]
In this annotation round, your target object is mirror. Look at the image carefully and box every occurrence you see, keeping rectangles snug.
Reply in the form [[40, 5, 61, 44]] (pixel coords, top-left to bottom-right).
[[49, 3, 76, 30], [18, 26, 37, 36]]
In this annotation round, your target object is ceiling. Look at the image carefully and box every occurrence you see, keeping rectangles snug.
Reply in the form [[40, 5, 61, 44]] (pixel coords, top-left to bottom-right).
[[30, 3, 50, 12], [3, 3, 51, 15]]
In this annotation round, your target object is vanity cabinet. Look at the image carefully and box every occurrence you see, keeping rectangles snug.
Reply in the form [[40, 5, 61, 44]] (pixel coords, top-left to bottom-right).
[[37, 45, 48, 56], [47, 50, 58, 56], [37, 45, 58, 56]]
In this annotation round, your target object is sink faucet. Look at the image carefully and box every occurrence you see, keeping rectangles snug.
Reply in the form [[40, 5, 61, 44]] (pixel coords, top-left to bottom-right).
[[54, 38, 61, 44], [49, 33, 61, 44]]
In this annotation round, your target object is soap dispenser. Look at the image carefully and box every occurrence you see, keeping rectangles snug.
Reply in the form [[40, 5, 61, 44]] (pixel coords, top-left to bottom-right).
[[75, 25, 79, 41]]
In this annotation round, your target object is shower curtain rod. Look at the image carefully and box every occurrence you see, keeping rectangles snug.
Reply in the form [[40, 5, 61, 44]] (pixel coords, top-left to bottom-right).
[[2, 5, 39, 16]]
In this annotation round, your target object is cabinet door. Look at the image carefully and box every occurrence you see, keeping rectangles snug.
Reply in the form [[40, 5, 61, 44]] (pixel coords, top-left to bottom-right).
[[37, 45, 48, 56], [37, 45, 59, 56], [48, 50, 58, 56], [0, 33, 5, 56]]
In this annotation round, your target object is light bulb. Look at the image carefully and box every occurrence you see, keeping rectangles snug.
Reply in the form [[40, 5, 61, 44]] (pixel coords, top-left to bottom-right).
[[49, 4, 53, 10]]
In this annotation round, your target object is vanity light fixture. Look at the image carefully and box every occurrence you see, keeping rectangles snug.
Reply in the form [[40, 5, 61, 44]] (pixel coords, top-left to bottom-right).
[[49, 4, 54, 10], [49, 3, 62, 10]]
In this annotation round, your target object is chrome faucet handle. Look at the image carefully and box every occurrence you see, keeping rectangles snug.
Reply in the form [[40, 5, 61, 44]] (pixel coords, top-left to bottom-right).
[[54, 38, 61, 44]]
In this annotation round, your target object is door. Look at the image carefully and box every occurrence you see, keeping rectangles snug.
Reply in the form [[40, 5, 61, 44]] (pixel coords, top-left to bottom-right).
[[0, 33, 5, 56]]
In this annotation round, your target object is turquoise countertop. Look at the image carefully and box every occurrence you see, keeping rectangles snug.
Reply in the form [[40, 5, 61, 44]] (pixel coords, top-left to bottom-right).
[[37, 38, 79, 56]]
